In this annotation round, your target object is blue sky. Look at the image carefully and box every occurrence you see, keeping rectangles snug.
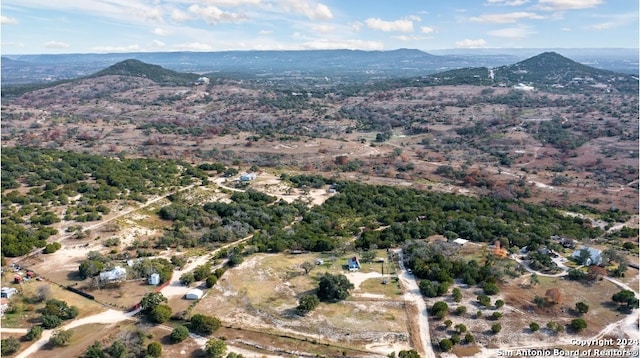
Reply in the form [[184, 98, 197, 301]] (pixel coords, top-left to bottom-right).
[[1, 0, 637, 54]]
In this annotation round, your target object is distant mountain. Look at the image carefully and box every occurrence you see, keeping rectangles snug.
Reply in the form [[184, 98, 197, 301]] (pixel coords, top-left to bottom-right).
[[417, 52, 638, 93], [89, 59, 200, 85], [1, 49, 518, 86]]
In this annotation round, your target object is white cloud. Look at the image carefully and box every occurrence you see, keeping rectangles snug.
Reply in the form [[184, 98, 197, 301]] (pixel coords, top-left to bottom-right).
[[44, 41, 70, 49], [258, 30, 273, 35], [455, 38, 488, 48], [537, 0, 603, 11], [587, 13, 638, 31], [487, 27, 535, 38], [310, 24, 335, 34], [281, 0, 333, 20], [91, 44, 141, 53], [407, 15, 422, 22], [174, 42, 214, 51], [171, 9, 190, 22], [152, 40, 165, 47], [188, 5, 248, 25], [420, 26, 435, 34], [486, 0, 530, 5], [153, 28, 170, 36], [352, 21, 363, 32], [1, 16, 19, 24], [301, 39, 384, 50], [365, 18, 414, 32], [470, 12, 544, 23], [206, 0, 262, 6]]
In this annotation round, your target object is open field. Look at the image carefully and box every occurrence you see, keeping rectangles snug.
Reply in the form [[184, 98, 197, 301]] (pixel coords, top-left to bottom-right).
[[193, 253, 413, 356]]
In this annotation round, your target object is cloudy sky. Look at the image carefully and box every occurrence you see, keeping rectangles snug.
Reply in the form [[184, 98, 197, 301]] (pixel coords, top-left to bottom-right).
[[1, 0, 637, 54]]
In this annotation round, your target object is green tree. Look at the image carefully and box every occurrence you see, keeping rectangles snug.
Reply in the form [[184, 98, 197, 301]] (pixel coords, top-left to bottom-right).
[[439, 338, 453, 352], [444, 319, 453, 328], [79, 260, 104, 279], [452, 288, 462, 302], [171, 326, 190, 343], [529, 322, 540, 332], [483, 282, 499, 295], [612, 290, 639, 310], [84, 341, 105, 358], [455, 305, 467, 316], [150, 304, 172, 323], [205, 275, 218, 288], [49, 329, 73, 347], [147, 342, 162, 357], [106, 340, 127, 358], [464, 333, 475, 344], [190, 314, 221, 335], [495, 299, 505, 309], [297, 294, 320, 314], [570, 318, 587, 332], [477, 294, 491, 307], [205, 338, 227, 358], [41, 314, 62, 329], [42, 299, 79, 320], [193, 263, 212, 281], [575, 301, 589, 315], [455, 323, 467, 333], [317, 273, 354, 301], [141, 292, 168, 313], [491, 323, 502, 334], [398, 349, 421, 358], [431, 301, 449, 320], [24, 325, 43, 341], [1, 337, 21, 356], [180, 272, 195, 286]]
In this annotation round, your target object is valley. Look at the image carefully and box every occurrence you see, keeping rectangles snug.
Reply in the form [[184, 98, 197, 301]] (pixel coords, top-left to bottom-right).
[[0, 51, 638, 358]]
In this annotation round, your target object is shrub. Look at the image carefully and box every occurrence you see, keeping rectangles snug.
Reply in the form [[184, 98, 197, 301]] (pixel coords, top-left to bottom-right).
[[439, 338, 453, 352], [147, 342, 162, 357], [530, 322, 540, 332], [170, 326, 190, 343], [190, 314, 221, 335], [1, 337, 20, 356], [150, 304, 172, 324], [25, 325, 43, 341], [297, 294, 320, 314], [491, 323, 502, 334], [570, 318, 587, 332], [205, 275, 217, 288]]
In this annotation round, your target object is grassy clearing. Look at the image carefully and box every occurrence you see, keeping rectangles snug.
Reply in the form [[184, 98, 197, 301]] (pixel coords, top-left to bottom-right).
[[193, 252, 410, 355], [1, 279, 106, 328], [357, 277, 403, 298]]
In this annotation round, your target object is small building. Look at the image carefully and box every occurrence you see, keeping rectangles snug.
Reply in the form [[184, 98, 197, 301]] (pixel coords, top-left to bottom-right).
[[13, 275, 21, 284], [195, 76, 210, 85], [1, 287, 18, 299], [240, 173, 256, 182], [99, 266, 127, 283], [315, 259, 324, 265], [348, 257, 361, 272], [148, 273, 160, 286], [453, 238, 468, 246], [185, 288, 204, 300], [571, 247, 603, 266]]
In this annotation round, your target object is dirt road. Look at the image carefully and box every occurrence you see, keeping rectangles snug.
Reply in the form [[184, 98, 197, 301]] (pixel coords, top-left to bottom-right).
[[14, 308, 141, 358], [395, 249, 436, 358]]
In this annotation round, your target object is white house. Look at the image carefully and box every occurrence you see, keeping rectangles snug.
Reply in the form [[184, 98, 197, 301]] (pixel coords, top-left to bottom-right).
[[571, 247, 603, 266], [185, 288, 204, 300], [1, 287, 17, 299], [99, 266, 127, 282]]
